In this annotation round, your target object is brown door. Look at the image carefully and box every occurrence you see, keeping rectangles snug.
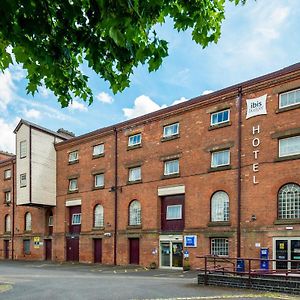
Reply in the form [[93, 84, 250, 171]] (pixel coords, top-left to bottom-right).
[[129, 238, 139, 265], [94, 239, 102, 263], [66, 237, 79, 262], [45, 239, 52, 260], [4, 240, 9, 259]]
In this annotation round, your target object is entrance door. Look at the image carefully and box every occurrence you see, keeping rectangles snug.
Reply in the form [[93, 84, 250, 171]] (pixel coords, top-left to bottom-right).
[[4, 240, 9, 259], [160, 241, 183, 268], [66, 237, 79, 262], [274, 238, 300, 270], [45, 239, 52, 261], [129, 238, 139, 265], [94, 239, 102, 263]]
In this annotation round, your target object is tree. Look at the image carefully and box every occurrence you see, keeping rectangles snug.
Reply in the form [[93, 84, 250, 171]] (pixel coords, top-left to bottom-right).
[[0, 0, 246, 107]]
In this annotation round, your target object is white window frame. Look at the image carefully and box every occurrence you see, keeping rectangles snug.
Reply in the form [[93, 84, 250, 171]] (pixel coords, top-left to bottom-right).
[[5, 215, 11, 232], [69, 178, 78, 191], [163, 123, 179, 138], [211, 238, 229, 256], [278, 183, 300, 219], [4, 169, 11, 179], [211, 191, 230, 222], [279, 136, 300, 157], [166, 205, 182, 220], [5, 191, 11, 203], [94, 174, 104, 188], [211, 150, 230, 168], [94, 205, 104, 228], [25, 212, 32, 231], [164, 159, 179, 176], [93, 144, 104, 156], [48, 215, 53, 226], [20, 140, 27, 159], [279, 88, 300, 109], [128, 166, 142, 182], [128, 133, 142, 147], [20, 173, 27, 188], [68, 151, 78, 163], [129, 200, 142, 226], [72, 213, 81, 225], [211, 109, 230, 126]]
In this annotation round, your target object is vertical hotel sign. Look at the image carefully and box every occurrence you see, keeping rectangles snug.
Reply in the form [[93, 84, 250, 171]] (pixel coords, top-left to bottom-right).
[[246, 94, 267, 185]]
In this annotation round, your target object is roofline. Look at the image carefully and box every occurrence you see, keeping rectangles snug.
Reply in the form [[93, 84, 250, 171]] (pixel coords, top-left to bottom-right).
[[0, 156, 15, 166], [14, 119, 69, 140], [56, 62, 300, 147]]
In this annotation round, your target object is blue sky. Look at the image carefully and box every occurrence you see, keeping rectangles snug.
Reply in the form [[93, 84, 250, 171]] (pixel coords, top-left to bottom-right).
[[1, 0, 300, 153]]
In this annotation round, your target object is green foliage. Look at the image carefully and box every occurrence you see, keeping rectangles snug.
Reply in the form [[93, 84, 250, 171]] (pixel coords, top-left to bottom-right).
[[0, 0, 246, 107]]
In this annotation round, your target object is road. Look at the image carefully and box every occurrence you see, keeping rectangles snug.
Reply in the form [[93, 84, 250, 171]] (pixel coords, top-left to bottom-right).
[[0, 261, 296, 300]]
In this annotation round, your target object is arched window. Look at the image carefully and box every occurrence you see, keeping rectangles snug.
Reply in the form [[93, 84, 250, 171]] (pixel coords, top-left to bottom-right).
[[25, 212, 32, 231], [94, 205, 104, 227], [129, 200, 141, 226], [5, 215, 11, 232], [278, 183, 300, 219], [211, 191, 229, 222]]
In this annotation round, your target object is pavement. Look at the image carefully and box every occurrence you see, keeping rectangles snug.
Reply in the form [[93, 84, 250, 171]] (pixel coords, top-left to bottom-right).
[[0, 261, 297, 300]]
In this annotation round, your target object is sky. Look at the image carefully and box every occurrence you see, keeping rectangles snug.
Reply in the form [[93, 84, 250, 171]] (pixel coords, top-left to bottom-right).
[[1, 0, 300, 154]]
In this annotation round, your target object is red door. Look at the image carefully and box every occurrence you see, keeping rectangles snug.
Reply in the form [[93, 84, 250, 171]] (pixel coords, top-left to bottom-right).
[[4, 240, 9, 259], [45, 239, 52, 260], [94, 239, 102, 263], [66, 237, 79, 262], [129, 238, 139, 265]]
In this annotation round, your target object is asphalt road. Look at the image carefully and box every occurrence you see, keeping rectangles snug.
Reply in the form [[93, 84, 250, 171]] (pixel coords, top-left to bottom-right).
[[0, 261, 296, 300]]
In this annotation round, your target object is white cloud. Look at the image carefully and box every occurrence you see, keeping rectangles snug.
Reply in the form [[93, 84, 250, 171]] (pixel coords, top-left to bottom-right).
[[96, 92, 114, 104], [39, 85, 50, 98], [123, 95, 166, 119], [171, 97, 188, 106], [0, 70, 15, 111], [68, 100, 88, 112], [0, 117, 20, 153], [23, 108, 41, 120], [202, 90, 214, 95]]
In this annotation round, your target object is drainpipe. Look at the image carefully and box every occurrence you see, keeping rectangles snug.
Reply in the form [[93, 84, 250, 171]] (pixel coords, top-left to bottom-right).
[[113, 127, 118, 265], [237, 86, 243, 258], [12, 160, 15, 260]]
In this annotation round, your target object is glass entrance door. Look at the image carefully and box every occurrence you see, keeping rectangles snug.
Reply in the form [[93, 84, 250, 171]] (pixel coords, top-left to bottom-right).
[[160, 241, 183, 268]]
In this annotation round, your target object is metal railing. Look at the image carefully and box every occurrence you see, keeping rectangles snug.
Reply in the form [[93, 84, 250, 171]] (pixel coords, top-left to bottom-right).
[[197, 255, 300, 284]]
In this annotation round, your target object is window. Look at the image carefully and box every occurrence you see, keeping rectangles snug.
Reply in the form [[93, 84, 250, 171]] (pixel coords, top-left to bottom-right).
[[69, 179, 78, 191], [4, 191, 11, 204], [279, 88, 300, 109], [94, 174, 104, 188], [5, 215, 11, 232], [25, 212, 32, 231], [23, 239, 30, 255], [278, 183, 300, 219], [68, 151, 78, 163], [211, 109, 230, 126], [164, 159, 179, 176], [163, 123, 179, 138], [128, 166, 141, 182], [94, 205, 104, 227], [20, 140, 27, 158], [4, 169, 11, 179], [93, 144, 104, 156], [48, 215, 53, 227], [20, 173, 27, 187], [128, 133, 141, 147], [211, 238, 229, 256], [211, 150, 230, 168], [211, 191, 229, 222], [129, 200, 141, 226], [72, 213, 81, 225], [166, 205, 182, 220], [279, 136, 300, 157]]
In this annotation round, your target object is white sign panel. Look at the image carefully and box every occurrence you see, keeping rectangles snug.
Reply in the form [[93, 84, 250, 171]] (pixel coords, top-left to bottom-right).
[[246, 94, 267, 119]]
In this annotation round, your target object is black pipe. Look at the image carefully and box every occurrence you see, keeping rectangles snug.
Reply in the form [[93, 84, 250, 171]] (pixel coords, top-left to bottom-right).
[[237, 86, 243, 258], [12, 159, 15, 260], [113, 127, 118, 265]]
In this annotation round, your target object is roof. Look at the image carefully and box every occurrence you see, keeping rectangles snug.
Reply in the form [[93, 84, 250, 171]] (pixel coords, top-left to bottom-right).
[[56, 62, 300, 147], [13, 119, 72, 140]]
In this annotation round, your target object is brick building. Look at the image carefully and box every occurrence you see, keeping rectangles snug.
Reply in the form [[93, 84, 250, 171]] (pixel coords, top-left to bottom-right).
[[0, 63, 300, 270]]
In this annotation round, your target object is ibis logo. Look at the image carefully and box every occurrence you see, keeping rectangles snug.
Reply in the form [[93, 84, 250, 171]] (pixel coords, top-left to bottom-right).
[[246, 94, 267, 119]]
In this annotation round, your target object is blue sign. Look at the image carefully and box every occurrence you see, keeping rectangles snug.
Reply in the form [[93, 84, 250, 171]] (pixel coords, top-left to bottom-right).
[[184, 235, 197, 247]]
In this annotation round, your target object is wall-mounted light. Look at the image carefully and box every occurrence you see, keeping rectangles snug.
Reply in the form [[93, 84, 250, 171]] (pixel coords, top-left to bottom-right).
[[251, 214, 257, 221]]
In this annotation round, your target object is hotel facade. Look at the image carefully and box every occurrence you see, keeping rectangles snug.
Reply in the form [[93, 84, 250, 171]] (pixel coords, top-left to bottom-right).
[[0, 64, 300, 270]]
